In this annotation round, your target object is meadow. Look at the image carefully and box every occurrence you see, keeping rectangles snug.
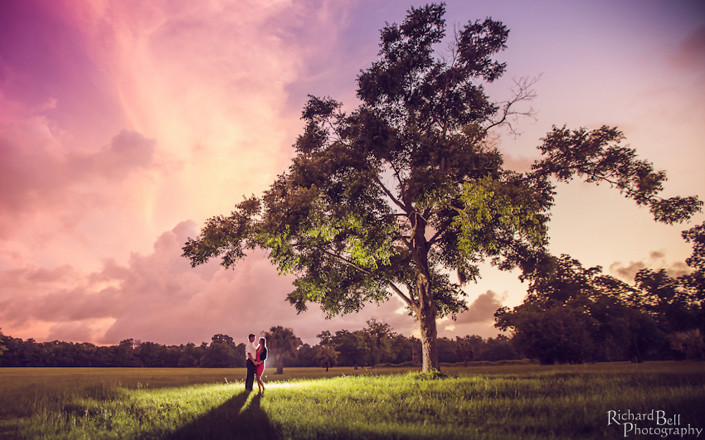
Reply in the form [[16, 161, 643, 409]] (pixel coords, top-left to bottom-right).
[[1, 361, 704, 439]]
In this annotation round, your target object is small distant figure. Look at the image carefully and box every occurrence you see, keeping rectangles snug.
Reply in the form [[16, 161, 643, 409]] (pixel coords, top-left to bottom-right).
[[256, 337, 268, 394], [245, 334, 257, 391]]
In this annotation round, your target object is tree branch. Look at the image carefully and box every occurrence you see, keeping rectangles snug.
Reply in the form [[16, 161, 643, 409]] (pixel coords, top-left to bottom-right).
[[373, 173, 408, 213], [428, 217, 455, 245], [387, 160, 408, 207], [484, 76, 540, 135], [388, 282, 416, 309], [306, 240, 417, 310], [399, 235, 414, 252], [405, 282, 417, 304], [292, 243, 374, 276]]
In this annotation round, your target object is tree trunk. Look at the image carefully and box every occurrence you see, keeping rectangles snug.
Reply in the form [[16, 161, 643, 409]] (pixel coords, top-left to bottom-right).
[[412, 213, 439, 373], [416, 271, 439, 373], [418, 306, 439, 372]]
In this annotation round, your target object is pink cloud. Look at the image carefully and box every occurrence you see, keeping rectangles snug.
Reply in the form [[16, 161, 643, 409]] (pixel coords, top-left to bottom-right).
[[0, 120, 155, 237], [0, 221, 429, 345], [47, 321, 98, 343], [609, 251, 692, 282], [435, 290, 509, 340], [455, 291, 505, 325]]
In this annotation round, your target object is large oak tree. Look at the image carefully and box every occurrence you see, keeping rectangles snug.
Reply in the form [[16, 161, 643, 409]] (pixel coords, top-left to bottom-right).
[[182, 4, 701, 372]]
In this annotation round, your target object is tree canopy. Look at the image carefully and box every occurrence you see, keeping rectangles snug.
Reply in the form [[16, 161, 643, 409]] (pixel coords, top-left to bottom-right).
[[182, 3, 701, 372]]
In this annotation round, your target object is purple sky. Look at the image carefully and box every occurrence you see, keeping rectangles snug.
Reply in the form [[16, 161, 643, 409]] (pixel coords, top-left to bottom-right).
[[1, 0, 703, 346]]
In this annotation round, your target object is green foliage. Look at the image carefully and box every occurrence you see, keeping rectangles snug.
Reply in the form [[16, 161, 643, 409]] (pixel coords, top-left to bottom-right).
[[312, 345, 338, 370], [200, 334, 241, 368], [496, 302, 597, 364], [454, 175, 550, 260]]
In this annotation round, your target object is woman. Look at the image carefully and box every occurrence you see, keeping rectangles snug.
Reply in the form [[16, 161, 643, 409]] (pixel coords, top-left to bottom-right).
[[255, 337, 267, 394]]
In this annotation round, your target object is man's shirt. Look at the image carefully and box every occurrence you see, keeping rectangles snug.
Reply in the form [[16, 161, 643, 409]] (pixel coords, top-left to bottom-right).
[[245, 341, 257, 362]]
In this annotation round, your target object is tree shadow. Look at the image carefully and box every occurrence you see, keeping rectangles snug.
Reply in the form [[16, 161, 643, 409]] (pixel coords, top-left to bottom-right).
[[168, 391, 278, 440]]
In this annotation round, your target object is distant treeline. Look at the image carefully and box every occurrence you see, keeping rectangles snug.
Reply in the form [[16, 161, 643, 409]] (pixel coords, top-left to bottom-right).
[[0, 322, 519, 368], [0, 309, 702, 369]]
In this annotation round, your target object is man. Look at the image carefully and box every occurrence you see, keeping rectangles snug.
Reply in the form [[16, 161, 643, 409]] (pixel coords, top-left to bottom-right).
[[245, 333, 257, 391]]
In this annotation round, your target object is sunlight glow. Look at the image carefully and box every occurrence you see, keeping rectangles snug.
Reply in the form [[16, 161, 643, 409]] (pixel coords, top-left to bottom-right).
[[264, 381, 312, 390]]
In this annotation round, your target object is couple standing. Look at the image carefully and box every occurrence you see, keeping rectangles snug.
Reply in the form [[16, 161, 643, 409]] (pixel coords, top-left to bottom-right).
[[245, 334, 267, 393]]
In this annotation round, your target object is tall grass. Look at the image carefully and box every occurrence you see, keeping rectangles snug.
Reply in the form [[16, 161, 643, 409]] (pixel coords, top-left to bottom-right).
[[1, 362, 703, 439]]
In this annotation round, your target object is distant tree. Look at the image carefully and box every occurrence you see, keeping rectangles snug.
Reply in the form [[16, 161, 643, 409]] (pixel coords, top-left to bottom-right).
[[0, 334, 21, 366], [587, 293, 652, 362], [295, 343, 318, 367], [633, 269, 699, 333], [110, 339, 138, 367], [437, 337, 459, 363], [314, 345, 339, 371], [45, 341, 75, 366], [0, 333, 252, 367], [482, 334, 519, 361], [0, 329, 7, 358], [495, 255, 662, 363], [681, 221, 705, 306], [200, 334, 239, 368], [621, 223, 705, 359], [463, 335, 485, 360], [135, 341, 170, 367], [454, 336, 474, 366], [316, 330, 333, 346], [326, 329, 369, 368], [182, 3, 700, 373], [264, 326, 302, 374], [233, 343, 246, 368], [19, 338, 42, 366], [499, 303, 594, 364], [177, 343, 201, 367], [389, 333, 415, 364], [362, 319, 395, 366]]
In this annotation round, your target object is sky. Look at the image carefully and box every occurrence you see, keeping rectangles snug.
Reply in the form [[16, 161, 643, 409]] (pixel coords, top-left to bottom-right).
[[1, 0, 704, 346]]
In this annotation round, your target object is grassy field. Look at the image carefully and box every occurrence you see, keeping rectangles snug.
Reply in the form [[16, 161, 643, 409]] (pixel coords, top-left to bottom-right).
[[1, 362, 704, 439]]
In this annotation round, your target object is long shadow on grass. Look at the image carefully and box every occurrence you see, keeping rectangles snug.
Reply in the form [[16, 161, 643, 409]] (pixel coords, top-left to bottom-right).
[[168, 391, 278, 440]]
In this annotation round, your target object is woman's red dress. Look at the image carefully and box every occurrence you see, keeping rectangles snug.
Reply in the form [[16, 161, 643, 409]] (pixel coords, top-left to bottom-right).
[[255, 349, 265, 375]]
